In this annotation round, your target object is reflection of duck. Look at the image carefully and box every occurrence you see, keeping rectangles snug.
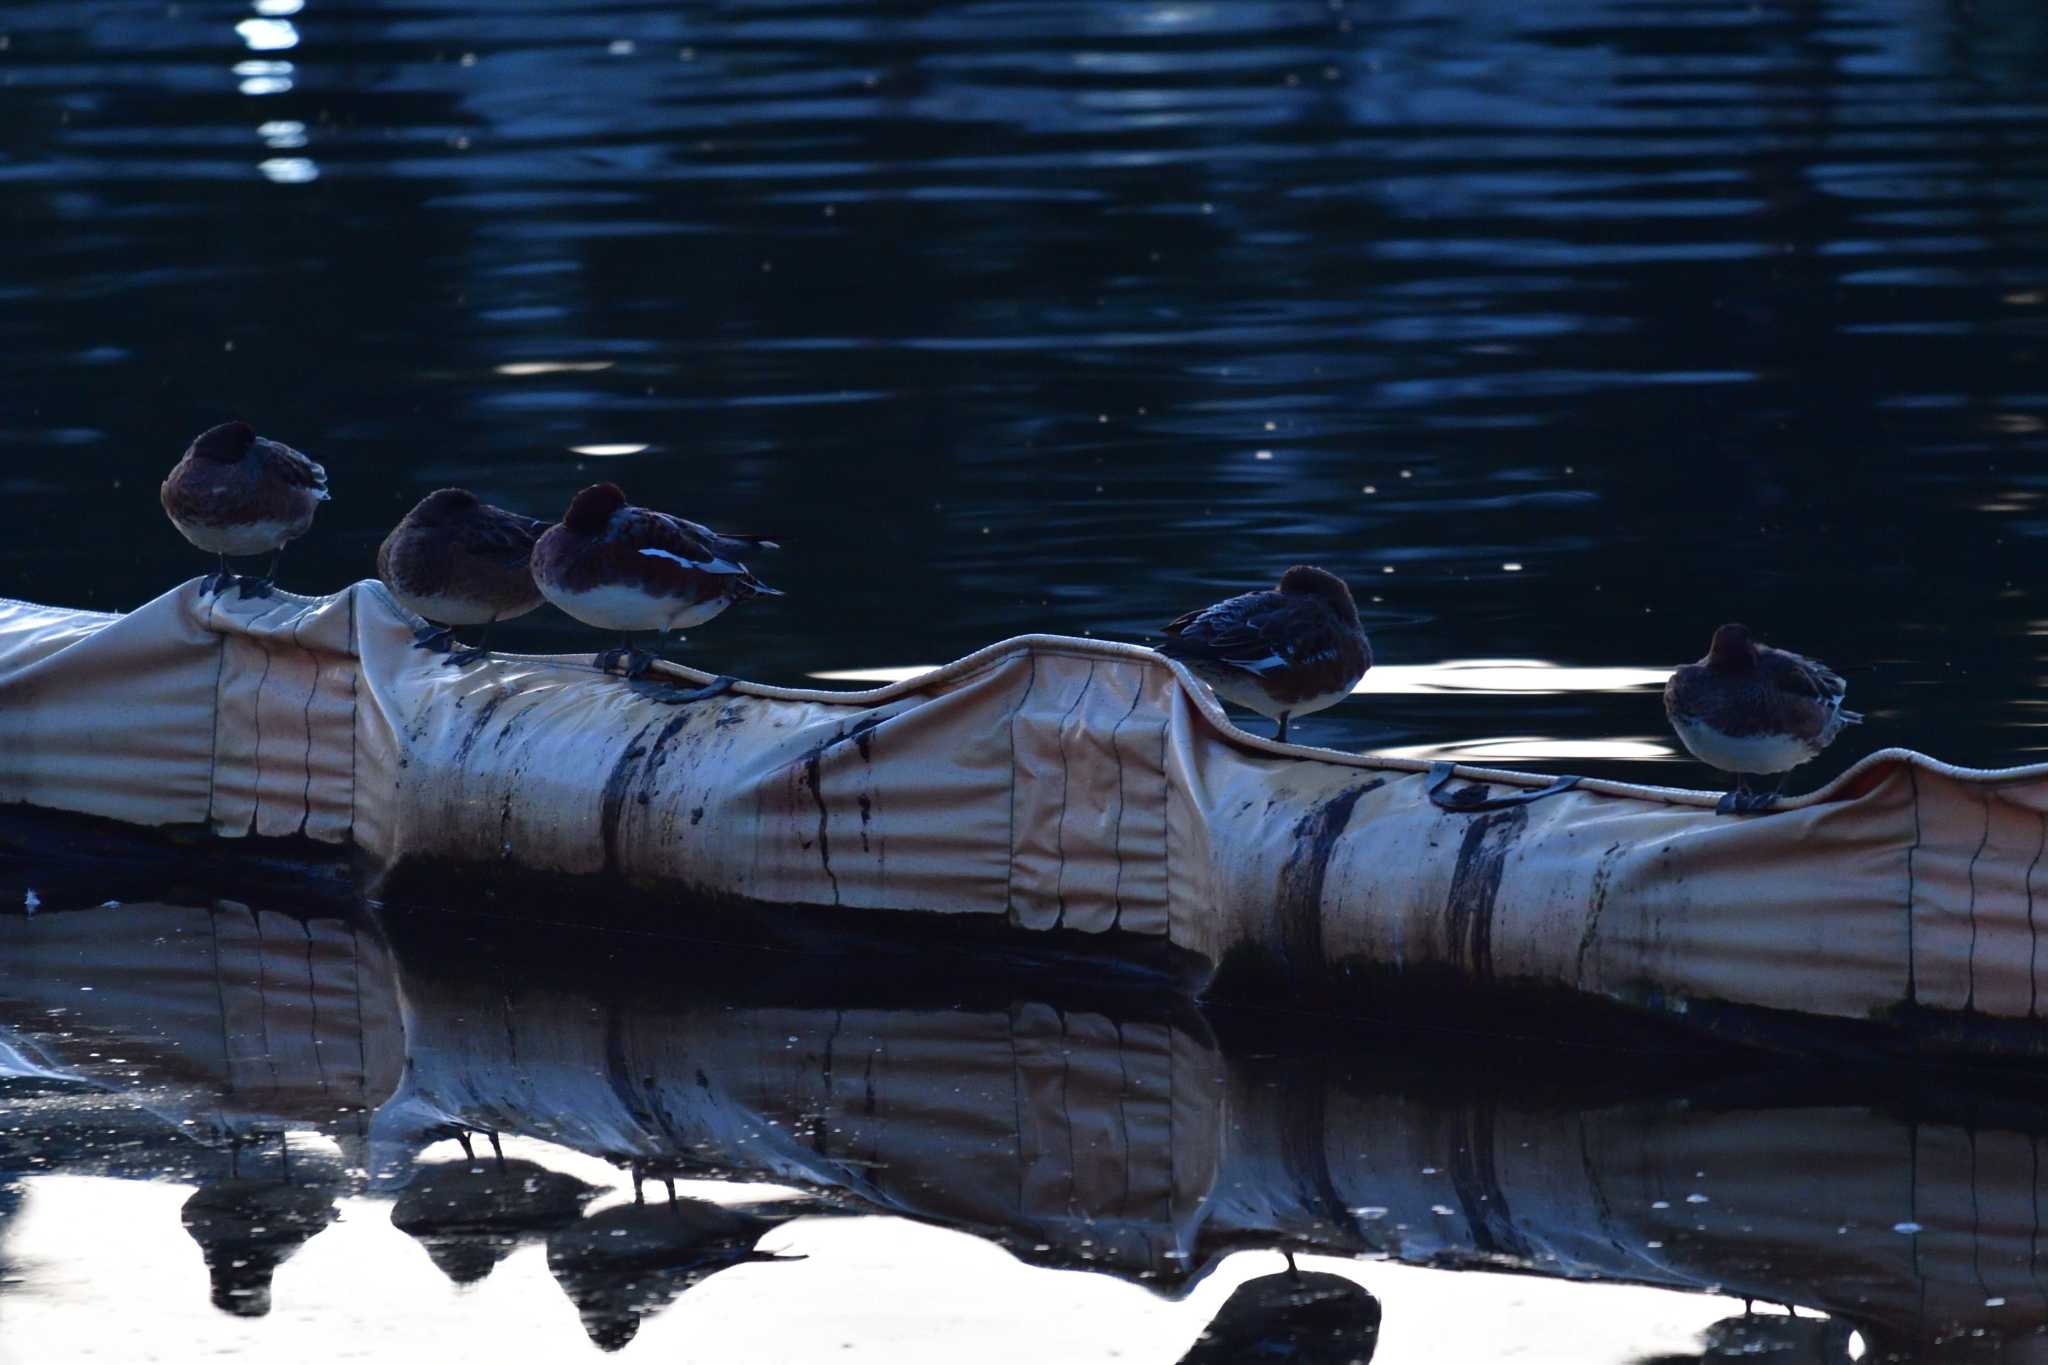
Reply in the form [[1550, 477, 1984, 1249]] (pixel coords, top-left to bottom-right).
[[1635, 1310, 1858, 1365], [179, 1176, 339, 1317], [545, 1198, 804, 1352], [391, 1158, 598, 1286], [1179, 1255, 1382, 1365]]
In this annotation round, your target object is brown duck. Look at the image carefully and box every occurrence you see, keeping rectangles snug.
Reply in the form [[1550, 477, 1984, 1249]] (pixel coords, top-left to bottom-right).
[[377, 488, 549, 666], [530, 482, 781, 700], [1158, 566, 1372, 744], [160, 420, 328, 598], [1664, 623, 1862, 814]]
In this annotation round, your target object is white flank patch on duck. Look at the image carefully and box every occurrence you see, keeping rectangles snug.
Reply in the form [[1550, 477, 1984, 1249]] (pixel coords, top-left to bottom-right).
[[639, 547, 744, 575], [169, 516, 303, 556], [1197, 669, 1352, 721], [1669, 716, 1816, 774], [540, 580, 732, 633]]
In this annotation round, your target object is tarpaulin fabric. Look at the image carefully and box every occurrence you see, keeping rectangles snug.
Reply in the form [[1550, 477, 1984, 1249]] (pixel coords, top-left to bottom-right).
[[5, 580, 2048, 1049]]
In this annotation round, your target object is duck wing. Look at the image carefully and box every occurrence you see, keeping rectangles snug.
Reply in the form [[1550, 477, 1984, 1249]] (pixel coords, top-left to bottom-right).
[[625, 508, 782, 597], [457, 506, 549, 568], [1760, 646, 1847, 703], [257, 437, 330, 499], [657, 512, 779, 561], [1160, 590, 1338, 677]]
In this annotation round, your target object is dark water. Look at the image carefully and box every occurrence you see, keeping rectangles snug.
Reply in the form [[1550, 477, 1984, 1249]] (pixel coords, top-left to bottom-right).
[[3, 894, 2042, 1362], [5, 0, 2048, 776]]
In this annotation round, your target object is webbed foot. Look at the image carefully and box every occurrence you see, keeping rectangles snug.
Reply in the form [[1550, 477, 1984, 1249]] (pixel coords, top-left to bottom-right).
[[236, 576, 276, 600], [648, 675, 736, 705], [444, 647, 489, 668], [200, 569, 238, 597]]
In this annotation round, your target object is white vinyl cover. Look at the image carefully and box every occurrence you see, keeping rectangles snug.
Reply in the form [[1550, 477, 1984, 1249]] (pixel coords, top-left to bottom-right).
[[3, 580, 2046, 1043]]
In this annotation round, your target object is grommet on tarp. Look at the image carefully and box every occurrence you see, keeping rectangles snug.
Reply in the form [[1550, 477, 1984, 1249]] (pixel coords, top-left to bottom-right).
[[1426, 761, 1582, 813]]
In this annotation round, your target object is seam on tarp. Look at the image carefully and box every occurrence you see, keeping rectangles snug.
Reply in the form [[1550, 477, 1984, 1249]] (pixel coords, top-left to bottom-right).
[[203, 594, 227, 830], [1157, 705, 1172, 941], [2029, 814, 2046, 1021], [1051, 661, 1097, 931], [345, 590, 358, 841], [291, 610, 316, 838], [250, 637, 274, 839], [1002, 656, 1039, 923], [1966, 794, 1991, 1013], [1907, 767, 1923, 1007], [1107, 680, 1146, 933]]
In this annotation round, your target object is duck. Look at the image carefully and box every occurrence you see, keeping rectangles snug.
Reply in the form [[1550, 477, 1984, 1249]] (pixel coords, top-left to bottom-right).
[[1664, 623, 1862, 815], [160, 420, 328, 598], [1158, 566, 1372, 744], [531, 483, 780, 701], [377, 488, 549, 666]]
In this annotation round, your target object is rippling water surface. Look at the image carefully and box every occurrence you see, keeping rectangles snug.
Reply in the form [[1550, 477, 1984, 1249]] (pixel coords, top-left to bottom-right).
[[6, 0, 2048, 775]]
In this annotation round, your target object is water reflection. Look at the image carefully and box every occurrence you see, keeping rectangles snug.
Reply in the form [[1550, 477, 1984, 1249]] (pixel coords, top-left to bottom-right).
[[3, 895, 2046, 1360]]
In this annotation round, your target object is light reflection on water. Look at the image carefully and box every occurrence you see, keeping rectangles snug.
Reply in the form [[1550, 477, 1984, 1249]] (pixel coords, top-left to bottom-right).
[[807, 658, 1672, 694], [809, 658, 1679, 760]]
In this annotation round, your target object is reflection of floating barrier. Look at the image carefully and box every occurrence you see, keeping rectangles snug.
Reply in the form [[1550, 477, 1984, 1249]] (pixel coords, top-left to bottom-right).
[[5, 580, 2048, 1057], [1, 900, 2028, 1356]]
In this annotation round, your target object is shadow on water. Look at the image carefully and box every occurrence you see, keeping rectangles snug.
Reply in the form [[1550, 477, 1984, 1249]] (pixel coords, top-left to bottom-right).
[[1, 882, 2045, 1361]]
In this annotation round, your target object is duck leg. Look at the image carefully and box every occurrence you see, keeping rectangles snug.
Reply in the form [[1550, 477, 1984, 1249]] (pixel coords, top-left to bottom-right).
[[1275, 713, 1292, 745], [1741, 773, 1788, 814], [200, 554, 237, 596], [412, 621, 457, 652], [652, 676, 736, 706], [445, 622, 493, 668], [1715, 773, 1750, 816], [237, 549, 281, 599]]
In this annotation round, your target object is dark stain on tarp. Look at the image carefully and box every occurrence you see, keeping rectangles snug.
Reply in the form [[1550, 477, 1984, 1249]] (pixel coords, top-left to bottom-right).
[[1444, 806, 1528, 980], [847, 711, 884, 763], [599, 722, 657, 876], [635, 713, 695, 808], [1575, 841, 1626, 988], [857, 793, 872, 851], [1276, 781, 1382, 979], [452, 688, 511, 765], [801, 739, 841, 905]]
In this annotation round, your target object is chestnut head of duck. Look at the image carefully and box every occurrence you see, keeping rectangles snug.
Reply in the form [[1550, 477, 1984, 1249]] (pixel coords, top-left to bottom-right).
[[563, 482, 628, 536], [407, 487, 483, 526], [1707, 622, 1759, 670], [1277, 564, 1359, 623], [189, 420, 257, 464]]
